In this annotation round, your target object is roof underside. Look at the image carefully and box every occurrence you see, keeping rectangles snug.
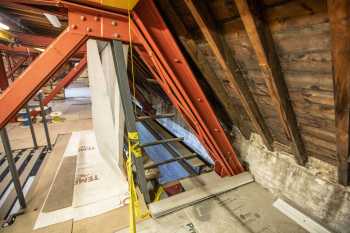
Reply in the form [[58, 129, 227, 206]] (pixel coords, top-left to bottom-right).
[[0, 0, 340, 166], [158, 0, 335, 165]]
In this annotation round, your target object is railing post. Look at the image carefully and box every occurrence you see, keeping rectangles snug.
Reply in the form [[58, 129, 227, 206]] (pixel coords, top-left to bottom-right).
[[0, 127, 26, 209], [25, 104, 38, 149], [38, 91, 52, 150]]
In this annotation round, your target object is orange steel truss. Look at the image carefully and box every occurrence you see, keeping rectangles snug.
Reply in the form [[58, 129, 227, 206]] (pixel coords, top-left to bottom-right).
[[0, 0, 244, 176]]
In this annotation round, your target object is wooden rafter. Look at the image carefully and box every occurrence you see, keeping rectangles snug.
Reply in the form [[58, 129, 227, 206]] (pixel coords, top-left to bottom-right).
[[158, 0, 251, 139], [0, 55, 9, 91], [327, 0, 350, 185], [184, 0, 273, 149], [234, 0, 307, 165]]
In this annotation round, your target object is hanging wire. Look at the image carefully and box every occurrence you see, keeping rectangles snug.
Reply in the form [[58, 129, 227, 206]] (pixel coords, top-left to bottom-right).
[[128, 5, 137, 113]]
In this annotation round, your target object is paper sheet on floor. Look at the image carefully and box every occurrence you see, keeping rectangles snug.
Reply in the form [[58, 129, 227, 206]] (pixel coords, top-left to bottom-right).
[[34, 130, 129, 229]]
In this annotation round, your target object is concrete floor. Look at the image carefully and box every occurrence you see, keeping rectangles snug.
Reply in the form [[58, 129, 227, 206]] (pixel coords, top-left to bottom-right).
[[0, 98, 307, 233], [0, 98, 92, 152], [116, 182, 308, 233]]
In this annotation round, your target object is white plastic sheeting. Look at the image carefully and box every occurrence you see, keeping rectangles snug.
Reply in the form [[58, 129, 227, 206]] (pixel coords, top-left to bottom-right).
[[87, 39, 126, 172], [34, 131, 129, 229]]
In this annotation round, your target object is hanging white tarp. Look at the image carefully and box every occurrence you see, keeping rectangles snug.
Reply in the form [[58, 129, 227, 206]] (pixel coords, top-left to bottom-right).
[[87, 39, 127, 172]]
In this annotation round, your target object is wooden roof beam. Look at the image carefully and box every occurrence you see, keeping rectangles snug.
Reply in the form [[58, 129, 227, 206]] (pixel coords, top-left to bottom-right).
[[328, 0, 350, 185], [184, 0, 273, 149], [234, 0, 307, 165], [158, 0, 251, 139]]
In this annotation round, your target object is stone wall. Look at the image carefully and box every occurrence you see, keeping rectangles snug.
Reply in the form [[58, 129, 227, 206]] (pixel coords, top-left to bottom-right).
[[233, 130, 350, 233]]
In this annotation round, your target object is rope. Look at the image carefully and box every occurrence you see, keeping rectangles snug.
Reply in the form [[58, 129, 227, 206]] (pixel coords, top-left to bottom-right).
[[126, 3, 149, 233], [127, 3, 138, 231]]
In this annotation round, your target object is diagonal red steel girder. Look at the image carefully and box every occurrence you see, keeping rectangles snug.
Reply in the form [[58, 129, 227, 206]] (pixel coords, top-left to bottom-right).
[[42, 56, 87, 106], [30, 56, 87, 117], [132, 0, 244, 175], [0, 0, 243, 176]]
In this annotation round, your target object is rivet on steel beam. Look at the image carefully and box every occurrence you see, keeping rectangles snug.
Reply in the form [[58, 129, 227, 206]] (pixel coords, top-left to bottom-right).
[[197, 98, 202, 102], [94, 16, 100, 21], [174, 58, 181, 63], [86, 27, 92, 32], [213, 128, 219, 132], [113, 33, 120, 38], [71, 24, 77, 30], [112, 20, 117, 26], [80, 15, 86, 21]]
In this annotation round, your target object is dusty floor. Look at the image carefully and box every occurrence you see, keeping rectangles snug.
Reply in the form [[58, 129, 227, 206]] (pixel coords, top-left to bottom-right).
[[1, 98, 92, 152], [116, 182, 307, 233], [1, 98, 307, 233]]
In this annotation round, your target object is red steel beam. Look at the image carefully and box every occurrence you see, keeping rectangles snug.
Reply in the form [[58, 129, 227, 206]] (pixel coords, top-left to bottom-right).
[[13, 33, 87, 56], [0, 0, 243, 176], [0, 6, 138, 128], [132, 0, 243, 175], [30, 56, 87, 117], [0, 44, 38, 55], [0, 28, 86, 127], [43, 56, 87, 106], [0, 56, 9, 91], [14, 33, 55, 48]]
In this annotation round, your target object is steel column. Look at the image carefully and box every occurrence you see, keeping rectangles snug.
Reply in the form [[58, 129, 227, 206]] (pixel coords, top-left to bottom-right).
[[25, 104, 38, 149], [111, 40, 150, 203], [38, 92, 52, 150], [0, 127, 26, 209]]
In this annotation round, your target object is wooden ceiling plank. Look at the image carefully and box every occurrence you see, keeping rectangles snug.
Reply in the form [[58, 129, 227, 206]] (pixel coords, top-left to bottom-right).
[[327, 0, 350, 185], [0, 2, 66, 19], [234, 0, 307, 165], [0, 11, 33, 33], [184, 0, 273, 149], [1, 0, 60, 7]]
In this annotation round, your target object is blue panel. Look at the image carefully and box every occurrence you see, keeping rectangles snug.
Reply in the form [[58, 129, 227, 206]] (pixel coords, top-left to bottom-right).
[[136, 122, 190, 184]]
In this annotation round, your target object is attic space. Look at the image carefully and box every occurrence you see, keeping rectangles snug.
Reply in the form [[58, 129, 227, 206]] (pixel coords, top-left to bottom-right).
[[0, 1, 349, 233]]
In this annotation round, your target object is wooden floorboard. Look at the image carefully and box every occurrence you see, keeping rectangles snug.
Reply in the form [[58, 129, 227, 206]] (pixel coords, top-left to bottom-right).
[[42, 156, 76, 212], [149, 172, 254, 218]]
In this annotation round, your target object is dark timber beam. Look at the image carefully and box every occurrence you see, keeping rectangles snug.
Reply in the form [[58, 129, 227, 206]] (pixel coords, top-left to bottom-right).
[[328, 0, 350, 185], [184, 0, 273, 149], [0, 55, 9, 91], [234, 0, 307, 165], [158, 0, 250, 139]]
